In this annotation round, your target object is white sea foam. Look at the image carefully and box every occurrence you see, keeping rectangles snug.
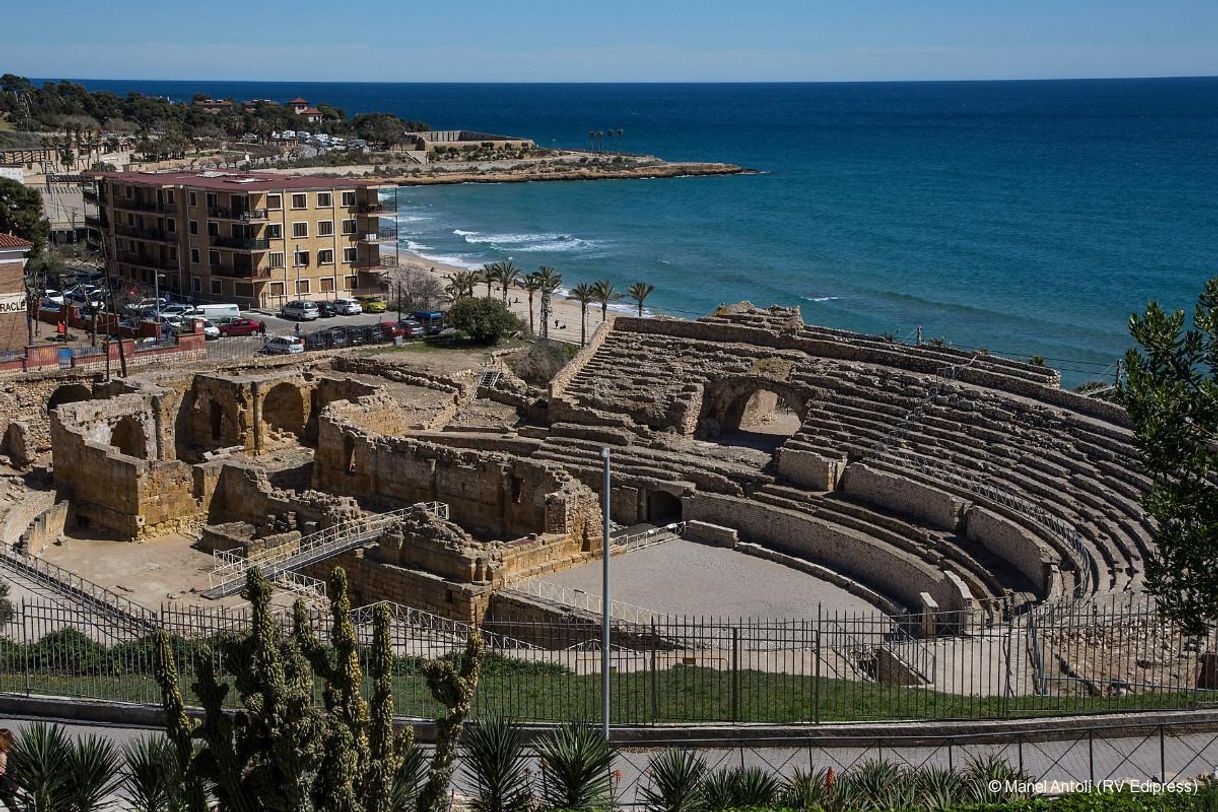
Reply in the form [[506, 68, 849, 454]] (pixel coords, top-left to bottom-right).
[[800, 295, 841, 303], [453, 230, 596, 253]]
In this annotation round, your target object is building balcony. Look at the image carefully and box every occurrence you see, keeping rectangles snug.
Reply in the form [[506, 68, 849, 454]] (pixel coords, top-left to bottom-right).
[[116, 224, 176, 243], [112, 198, 173, 214], [84, 214, 107, 230], [357, 231, 398, 244], [356, 200, 393, 215], [208, 207, 269, 222], [209, 263, 271, 280], [352, 255, 399, 271], [213, 237, 271, 251], [82, 188, 99, 203], [116, 251, 177, 272]]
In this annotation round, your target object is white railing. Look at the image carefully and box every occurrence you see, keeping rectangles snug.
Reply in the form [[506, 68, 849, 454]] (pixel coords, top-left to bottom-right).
[[273, 569, 327, 602], [611, 522, 684, 554], [205, 502, 449, 597], [347, 599, 540, 651], [508, 579, 663, 627]]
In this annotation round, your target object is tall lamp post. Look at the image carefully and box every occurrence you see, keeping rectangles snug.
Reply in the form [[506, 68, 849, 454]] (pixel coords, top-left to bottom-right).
[[601, 446, 611, 741], [153, 272, 166, 339]]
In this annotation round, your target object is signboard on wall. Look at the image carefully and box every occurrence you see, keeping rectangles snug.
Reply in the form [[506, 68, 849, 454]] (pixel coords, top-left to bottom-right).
[[0, 293, 27, 314]]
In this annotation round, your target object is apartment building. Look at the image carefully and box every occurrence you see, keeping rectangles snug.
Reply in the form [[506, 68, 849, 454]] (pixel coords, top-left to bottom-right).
[[93, 170, 397, 308]]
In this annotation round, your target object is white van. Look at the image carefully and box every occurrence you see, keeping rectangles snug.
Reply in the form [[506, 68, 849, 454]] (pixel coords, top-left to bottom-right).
[[184, 303, 241, 322]]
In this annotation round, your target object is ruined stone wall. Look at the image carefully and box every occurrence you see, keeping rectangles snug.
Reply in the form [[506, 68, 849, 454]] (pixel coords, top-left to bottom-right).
[[776, 447, 846, 491], [682, 491, 957, 610], [549, 316, 615, 399], [0, 371, 101, 464], [840, 464, 967, 532], [208, 462, 362, 534], [963, 505, 1060, 597]]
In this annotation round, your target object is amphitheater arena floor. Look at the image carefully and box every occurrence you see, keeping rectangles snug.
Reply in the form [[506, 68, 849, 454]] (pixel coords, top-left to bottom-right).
[[528, 539, 878, 618]]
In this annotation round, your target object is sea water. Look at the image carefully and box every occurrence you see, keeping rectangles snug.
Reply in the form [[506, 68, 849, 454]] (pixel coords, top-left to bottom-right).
[[74, 78, 1218, 383]]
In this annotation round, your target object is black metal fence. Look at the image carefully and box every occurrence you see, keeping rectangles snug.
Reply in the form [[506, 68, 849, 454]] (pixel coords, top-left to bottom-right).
[[1, 592, 1214, 725]]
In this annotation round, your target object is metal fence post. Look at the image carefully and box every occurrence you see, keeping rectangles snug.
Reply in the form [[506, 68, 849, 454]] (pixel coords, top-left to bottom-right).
[[731, 626, 740, 724], [1088, 729, 1094, 784], [1159, 724, 1166, 784], [814, 608, 821, 725], [21, 598, 29, 696], [650, 618, 659, 724]]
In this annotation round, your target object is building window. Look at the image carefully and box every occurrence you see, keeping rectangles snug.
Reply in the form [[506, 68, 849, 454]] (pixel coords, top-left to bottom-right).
[[294, 250, 310, 267], [317, 192, 332, 207], [317, 220, 333, 237], [208, 250, 220, 267], [206, 193, 218, 208], [342, 247, 356, 264], [168, 246, 178, 262], [343, 275, 357, 290], [189, 192, 197, 207], [291, 193, 307, 209], [189, 220, 198, 235], [165, 191, 175, 205], [266, 223, 282, 239], [320, 277, 335, 292], [292, 222, 308, 238], [236, 283, 254, 299], [127, 213, 135, 226], [270, 281, 286, 296], [341, 219, 356, 235], [267, 194, 282, 210], [269, 252, 285, 269], [210, 279, 223, 295], [318, 249, 334, 265], [341, 191, 356, 207], [166, 218, 176, 233], [207, 221, 219, 237], [190, 248, 200, 264], [192, 277, 201, 292], [296, 279, 310, 294]]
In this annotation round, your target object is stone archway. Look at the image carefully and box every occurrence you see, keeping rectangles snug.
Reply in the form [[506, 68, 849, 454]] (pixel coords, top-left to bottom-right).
[[645, 490, 683, 523], [263, 382, 307, 438], [698, 377, 807, 446], [47, 383, 92, 415], [110, 414, 147, 458]]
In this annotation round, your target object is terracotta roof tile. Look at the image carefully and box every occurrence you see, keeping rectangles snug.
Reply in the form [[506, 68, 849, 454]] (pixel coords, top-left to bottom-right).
[[0, 233, 33, 249]]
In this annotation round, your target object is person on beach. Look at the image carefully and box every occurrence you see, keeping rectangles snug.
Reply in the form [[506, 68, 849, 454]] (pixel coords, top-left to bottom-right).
[[0, 728, 18, 810]]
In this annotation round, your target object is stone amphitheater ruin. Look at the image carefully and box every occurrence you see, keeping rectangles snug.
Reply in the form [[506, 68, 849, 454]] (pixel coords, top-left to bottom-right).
[[2, 303, 1209, 701]]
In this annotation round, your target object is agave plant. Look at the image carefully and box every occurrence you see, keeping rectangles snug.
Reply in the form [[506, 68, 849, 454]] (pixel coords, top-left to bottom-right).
[[732, 765, 783, 808], [781, 767, 832, 810], [12, 722, 123, 812], [639, 749, 707, 812], [699, 768, 737, 812], [536, 722, 614, 810], [391, 740, 429, 812], [122, 735, 184, 812], [911, 764, 967, 811], [10, 722, 72, 812], [836, 758, 915, 810], [461, 716, 532, 812], [962, 753, 1030, 804]]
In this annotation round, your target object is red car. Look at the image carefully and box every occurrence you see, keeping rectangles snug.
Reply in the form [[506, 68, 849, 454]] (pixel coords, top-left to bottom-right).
[[218, 317, 266, 337]]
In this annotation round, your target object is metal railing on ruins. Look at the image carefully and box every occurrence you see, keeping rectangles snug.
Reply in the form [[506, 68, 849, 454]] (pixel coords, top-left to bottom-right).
[[203, 502, 449, 599], [611, 522, 684, 554], [0, 545, 157, 635], [862, 355, 1093, 599], [505, 579, 664, 629]]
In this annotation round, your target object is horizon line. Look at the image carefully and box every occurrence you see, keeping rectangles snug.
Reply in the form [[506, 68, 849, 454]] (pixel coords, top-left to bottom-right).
[[29, 73, 1218, 87]]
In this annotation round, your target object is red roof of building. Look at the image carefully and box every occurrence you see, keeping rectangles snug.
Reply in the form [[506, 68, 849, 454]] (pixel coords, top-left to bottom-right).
[[300, 107, 323, 116], [0, 233, 33, 249], [289, 97, 309, 104], [95, 170, 388, 193]]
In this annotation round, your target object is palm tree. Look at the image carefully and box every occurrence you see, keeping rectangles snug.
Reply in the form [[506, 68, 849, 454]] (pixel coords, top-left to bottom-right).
[[571, 283, 596, 347], [627, 281, 656, 317], [479, 264, 496, 297], [591, 279, 619, 322], [522, 272, 542, 335], [497, 260, 522, 303], [535, 266, 563, 341], [617, 128, 624, 150], [588, 131, 595, 150], [444, 270, 476, 300]]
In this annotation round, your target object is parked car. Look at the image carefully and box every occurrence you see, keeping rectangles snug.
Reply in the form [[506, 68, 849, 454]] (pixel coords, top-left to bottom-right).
[[280, 300, 320, 321], [182, 303, 241, 322], [124, 297, 168, 315], [411, 310, 446, 335], [261, 335, 305, 355], [160, 303, 193, 318], [355, 295, 387, 313], [305, 327, 350, 350], [317, 300, 340, 318], [333, 298, 363, 315], [172, 318, 221, 340], [39, 298, 64, 314], [43, 289, 65, 305], [217, 317, 265, 337], [379, 321, 409, 339]]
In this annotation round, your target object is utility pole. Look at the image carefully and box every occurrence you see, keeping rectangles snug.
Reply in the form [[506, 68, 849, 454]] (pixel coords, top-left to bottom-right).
[[600, 447, 612, 742]]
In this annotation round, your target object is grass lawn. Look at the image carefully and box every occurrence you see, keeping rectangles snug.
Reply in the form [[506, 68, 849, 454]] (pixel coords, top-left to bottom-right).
[[3, 656, 1208, 725]]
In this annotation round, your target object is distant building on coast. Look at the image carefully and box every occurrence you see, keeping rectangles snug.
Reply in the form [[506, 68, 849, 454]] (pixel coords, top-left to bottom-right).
[[288, 98, 324, 125], [91, 170, 397, 309], [404, 130, 535, 155], [0, 233, 33, 346], [191, 98, 236, 115]]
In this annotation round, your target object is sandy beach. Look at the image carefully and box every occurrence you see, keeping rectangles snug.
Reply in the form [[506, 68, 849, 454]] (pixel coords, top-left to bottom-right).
[[388, 247, 641, 344]]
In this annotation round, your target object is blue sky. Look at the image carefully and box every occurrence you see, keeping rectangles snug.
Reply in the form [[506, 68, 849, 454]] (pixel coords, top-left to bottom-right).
[[5, 0, 1217, 82]]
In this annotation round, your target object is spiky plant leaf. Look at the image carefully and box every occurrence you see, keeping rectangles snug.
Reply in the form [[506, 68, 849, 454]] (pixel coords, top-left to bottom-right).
[[66, 733, 123, 812], [10, 721, 73, 812], [730, 766, 782, 808], [461, 716, 532, 812], [699, 768, 736, 812], [963, 753, 1030, 804], [390, 741, 428, 812], [781, 767, 831, 810], [911, 764, 967, 811], [639, 749, 707, 812], [536, 723, 614, 810], [122, 735, 184, 812]]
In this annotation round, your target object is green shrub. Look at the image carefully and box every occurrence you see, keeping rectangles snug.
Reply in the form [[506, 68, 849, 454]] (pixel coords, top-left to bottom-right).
[[640, 749, 707, 812], [446, 297, 523, 344]]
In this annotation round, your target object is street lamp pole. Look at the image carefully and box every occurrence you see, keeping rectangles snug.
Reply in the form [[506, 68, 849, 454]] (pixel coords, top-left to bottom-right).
[[600, 446, 611, 741]]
